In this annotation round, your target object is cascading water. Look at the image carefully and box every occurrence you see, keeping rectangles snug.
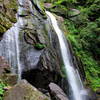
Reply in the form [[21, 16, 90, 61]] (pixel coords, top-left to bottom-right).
[[0, 0, 43, 80], [0, 22, 21, 80], [0, 0, 26, 80], [46, 11, 87, 100]]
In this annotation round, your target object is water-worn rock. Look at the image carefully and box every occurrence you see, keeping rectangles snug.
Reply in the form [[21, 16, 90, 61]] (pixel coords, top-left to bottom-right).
[[86, 88, 97, 100], [4, 80, 50, 100], [0, 56, 10, 75], [49, 82, 69, 100], [0, 74, 17, 86], [0, 56, 17, 86]]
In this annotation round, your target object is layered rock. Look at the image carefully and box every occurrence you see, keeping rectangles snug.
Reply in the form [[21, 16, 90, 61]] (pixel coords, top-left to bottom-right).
[[0, 56, 17, 86], [49, 82, 69, 100], [0, 56, 10, 75]]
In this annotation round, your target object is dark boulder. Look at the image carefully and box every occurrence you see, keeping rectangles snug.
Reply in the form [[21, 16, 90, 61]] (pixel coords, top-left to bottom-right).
[[96, 89, 100, 100], [48, 82, 69, 100]]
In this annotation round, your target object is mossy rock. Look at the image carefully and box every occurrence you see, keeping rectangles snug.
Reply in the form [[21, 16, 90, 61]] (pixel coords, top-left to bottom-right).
[[34, 43, 46, 50], [4, 80, 50, 100], [0, 25, 6, 34], [0, 0, 18, 34]]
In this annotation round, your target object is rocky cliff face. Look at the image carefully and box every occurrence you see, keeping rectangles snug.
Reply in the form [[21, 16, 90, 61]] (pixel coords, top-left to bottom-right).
[[17, 0, 65, 90], [0, 0, 68, 92], [0, 0, 69, 99]]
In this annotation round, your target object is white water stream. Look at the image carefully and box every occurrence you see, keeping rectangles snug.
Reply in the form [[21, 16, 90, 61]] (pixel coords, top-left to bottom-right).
[[0, 0, 26, 80], [46, 11, 87, 100], [0, 22, 21, 80]]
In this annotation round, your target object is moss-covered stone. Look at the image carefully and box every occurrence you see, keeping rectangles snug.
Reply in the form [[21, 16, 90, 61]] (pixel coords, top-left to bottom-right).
[[0, 25, 6, 34], [4, 80, 50, 100], [34, 43, 46, 50], [0, 0, 18, 34]]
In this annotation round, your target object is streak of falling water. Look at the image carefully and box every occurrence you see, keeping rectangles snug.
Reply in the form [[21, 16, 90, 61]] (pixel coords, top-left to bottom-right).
[[0, 0, 36, 80], [0, 23, 21, 80], [46, 11, 88, 100], [0, 0, 25, 80]]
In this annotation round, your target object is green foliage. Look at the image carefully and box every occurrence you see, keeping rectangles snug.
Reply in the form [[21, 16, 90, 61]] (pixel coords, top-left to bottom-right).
[[81, 54, 100, 90], [65, 4, 100, 90], [0, 80, 7, 100], [34, 43, 46, 50]]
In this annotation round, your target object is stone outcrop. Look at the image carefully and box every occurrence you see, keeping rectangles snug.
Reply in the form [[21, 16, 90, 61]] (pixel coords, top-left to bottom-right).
[[0, 56, 10, 75], [4, 80, 50, 100], [84, 88, 97, 100], [49, 82, 69, 100], [16, 0, 64, 89], [0, 56, 17, 86], [0, 0, 18, 36]]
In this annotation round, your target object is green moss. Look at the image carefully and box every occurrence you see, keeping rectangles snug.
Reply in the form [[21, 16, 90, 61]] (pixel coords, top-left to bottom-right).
[[60, 1, 100, 90], [5, 0, 18, 10], [0, 25, 6, 33], [34, 43, 46, 50], [68, 32, 100, 91], [0, 0, 17, 33]]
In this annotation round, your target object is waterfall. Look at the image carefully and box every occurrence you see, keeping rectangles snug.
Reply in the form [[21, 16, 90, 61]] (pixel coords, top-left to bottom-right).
[[46, 11, 88, 100], [0, 22, 21, 80], [0, 1, 25, 80]]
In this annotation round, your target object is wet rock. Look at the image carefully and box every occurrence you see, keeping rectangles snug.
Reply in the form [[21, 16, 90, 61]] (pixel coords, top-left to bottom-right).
[[68, 8, 80, 18], [0, 56, 17, 86], [44, 3, 53, 9], [86, 88, 97, 100], [96, 89, 100, 100], [0, 74, 17, 86], [4, 80, 50, 100], [0, 56, 10, 75], [49, 82, 69, 100]]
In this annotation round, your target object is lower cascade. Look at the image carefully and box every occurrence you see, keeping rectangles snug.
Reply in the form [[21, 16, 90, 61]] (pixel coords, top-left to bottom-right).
[[46, 11, 88, 100]]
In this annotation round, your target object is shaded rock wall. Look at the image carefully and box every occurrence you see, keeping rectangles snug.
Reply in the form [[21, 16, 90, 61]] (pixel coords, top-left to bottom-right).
[[16, 0, 65, 90]]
